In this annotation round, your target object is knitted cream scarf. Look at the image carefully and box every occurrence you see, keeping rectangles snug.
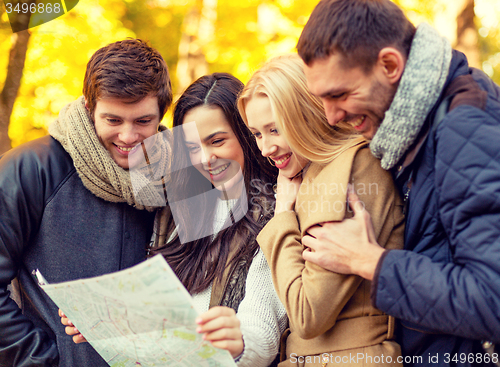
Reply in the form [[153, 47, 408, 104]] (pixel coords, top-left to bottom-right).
[[49, 96, 171, 211], [370, 23, 452, 170]]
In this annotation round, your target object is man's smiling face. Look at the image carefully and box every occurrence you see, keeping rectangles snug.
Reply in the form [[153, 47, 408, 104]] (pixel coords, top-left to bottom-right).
[[91, 95, 160, 169], [303, 53, 397, 140]]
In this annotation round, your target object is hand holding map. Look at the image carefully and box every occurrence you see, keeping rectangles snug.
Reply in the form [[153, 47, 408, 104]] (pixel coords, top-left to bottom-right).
[[37, 255, 237, 367]]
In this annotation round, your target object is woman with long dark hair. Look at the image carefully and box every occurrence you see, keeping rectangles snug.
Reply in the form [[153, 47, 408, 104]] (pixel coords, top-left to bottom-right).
[[149, 73, 287, 366], [62, 73, 287, 366]]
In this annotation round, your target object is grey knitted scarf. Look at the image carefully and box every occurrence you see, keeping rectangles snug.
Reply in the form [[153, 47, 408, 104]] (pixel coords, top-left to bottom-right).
[[370, 23, 452, 170]]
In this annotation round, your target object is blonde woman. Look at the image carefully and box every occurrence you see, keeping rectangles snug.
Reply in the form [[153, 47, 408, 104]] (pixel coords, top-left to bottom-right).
[[238, 54, 404, 366]]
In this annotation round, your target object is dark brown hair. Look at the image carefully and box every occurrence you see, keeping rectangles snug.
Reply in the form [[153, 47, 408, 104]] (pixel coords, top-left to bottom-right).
[[152, 73, 277, 294], [297, 0, 416, 72], [83, 39, 172, 118]]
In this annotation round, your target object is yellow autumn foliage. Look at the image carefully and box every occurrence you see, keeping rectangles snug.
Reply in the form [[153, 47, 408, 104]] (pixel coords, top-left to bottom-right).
[[0, 0, 499, 148]]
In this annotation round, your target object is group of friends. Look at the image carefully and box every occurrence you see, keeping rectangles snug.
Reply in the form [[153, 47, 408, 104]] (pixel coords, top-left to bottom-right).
[[1, 0, 500, 366]]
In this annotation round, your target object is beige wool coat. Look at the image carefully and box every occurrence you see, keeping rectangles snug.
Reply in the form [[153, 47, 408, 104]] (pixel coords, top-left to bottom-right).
[[257, 145, 405, 367]]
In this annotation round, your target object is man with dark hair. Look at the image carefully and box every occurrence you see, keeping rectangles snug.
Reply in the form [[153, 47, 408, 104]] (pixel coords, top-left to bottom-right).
[[297, 0, 500, 365], [0, 39, 172, 366]]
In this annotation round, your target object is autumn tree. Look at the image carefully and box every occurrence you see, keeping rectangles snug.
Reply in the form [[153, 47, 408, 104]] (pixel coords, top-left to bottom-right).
[[1, 0, 499, 154], [0, 0, 34, 155], [431, 0, 480, 68], [176, 0, 215, 92], [395, 0, 499, 82], [455, 0, 480, 68]]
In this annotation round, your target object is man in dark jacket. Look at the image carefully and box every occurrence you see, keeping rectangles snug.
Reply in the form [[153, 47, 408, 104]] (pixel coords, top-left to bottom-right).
[[0, 39, 172, 366], [297, 0, 500, 366]]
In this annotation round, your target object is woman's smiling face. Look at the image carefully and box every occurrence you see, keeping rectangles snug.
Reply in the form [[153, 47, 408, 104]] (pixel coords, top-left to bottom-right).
[[244, 95, 308, 178], [182, 105, 245, 198]]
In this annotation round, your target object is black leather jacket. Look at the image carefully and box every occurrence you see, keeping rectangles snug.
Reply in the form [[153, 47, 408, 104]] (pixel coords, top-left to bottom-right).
[[0, 136, 155, 366]]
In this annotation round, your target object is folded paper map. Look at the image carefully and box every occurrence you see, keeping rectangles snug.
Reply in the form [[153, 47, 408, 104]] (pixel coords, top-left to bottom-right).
[[36, 254, 237, 367]]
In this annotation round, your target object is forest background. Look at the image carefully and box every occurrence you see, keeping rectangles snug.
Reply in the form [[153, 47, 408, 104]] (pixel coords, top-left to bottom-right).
[[1, 0, 499, 155]]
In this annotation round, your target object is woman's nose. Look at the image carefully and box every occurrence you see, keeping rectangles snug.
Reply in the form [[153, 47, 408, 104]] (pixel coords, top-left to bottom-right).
[[200, 147, 216, 166], [261, 137, 277, 157]]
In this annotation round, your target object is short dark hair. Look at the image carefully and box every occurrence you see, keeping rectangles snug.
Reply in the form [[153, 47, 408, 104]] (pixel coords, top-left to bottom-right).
[[297, 0, 416, 72], [83, 39, 172, 118]]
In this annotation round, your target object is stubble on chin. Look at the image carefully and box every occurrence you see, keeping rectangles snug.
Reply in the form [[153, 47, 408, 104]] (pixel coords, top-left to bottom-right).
[[370, 80, 398, 132]]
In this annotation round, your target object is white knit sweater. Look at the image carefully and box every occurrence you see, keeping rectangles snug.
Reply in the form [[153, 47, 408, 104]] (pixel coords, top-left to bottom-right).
[[192, 249, 287, 366], [163, 198, 287, 366]]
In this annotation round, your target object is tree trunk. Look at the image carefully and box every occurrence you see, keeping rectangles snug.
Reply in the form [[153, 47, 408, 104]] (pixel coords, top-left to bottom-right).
[[176, 0, 217, 93], [0, 30, 31, 155], [0, 0, 35, 155], [455, 0, 480, 68], [434, 0, 480, 69]]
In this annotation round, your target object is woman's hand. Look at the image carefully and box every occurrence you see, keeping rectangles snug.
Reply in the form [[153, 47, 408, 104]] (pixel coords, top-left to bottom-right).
[[275, 171, 302, 215], [58, 309, 87, 344], [196, 306, 244, 359]]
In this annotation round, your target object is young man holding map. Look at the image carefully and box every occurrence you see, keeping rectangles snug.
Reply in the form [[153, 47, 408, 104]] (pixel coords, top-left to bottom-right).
[[0, 39, 172, 366]]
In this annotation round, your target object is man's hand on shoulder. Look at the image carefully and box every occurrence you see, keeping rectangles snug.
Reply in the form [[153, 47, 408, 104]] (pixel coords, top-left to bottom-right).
[[302, 186, 384, 280]]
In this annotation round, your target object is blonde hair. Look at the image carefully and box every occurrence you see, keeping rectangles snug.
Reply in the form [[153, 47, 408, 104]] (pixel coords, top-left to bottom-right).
[[238, 54, 366, 165]]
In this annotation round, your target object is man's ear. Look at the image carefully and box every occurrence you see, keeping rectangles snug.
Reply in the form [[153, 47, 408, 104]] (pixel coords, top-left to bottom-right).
[[376, 47, 405, 85], [84, 99, 95, 123]]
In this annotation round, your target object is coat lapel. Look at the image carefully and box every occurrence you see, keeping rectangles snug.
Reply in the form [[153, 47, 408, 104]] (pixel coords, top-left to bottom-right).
[[295, 144, 364, 236]]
